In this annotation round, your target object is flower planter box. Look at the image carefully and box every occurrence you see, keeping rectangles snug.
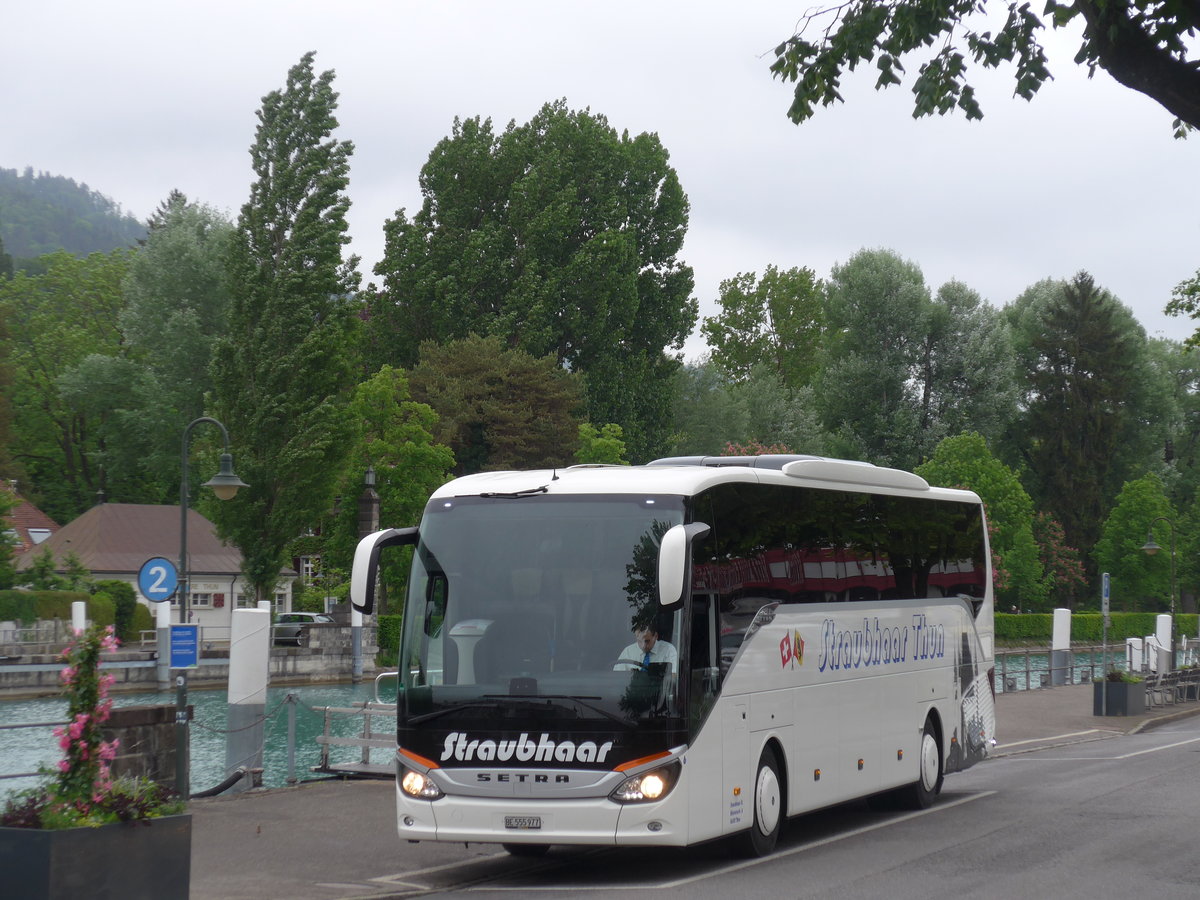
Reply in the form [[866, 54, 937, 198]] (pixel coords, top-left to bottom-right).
[[1093, 681, 1145, 716], [0, 813, 190, 900]]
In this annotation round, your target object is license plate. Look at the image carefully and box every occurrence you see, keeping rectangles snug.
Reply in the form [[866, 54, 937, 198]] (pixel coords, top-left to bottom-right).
[[504, 816, 542, 830]]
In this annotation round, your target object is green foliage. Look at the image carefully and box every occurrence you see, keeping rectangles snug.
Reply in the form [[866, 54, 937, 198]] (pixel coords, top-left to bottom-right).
[[368, 100, 697, 461], [106, 192, 235, 501], [917, 432, 1047, 609], [1166, 268, 1200, 345], [0, 589, 38, 623], [1008, 273, 1165, 563], [0, 487, 16, 589], [409, 335, 582, 475], [1093, 474, 1176, 612], [1032, 511, 1087, 607], [995, 612, 1197, 644], [814, 250, 1015, 470], [130, 602, 154, 638], [25, 547, 64, 590], [0, 166, 147, 264], [576, 423, 629, 465], [308, 364, 454, 612], [377, 614, 402, 654], [94, 579, 137, 642], [0, 249, 132, 521], [208, 52, 361, 602], [769, 1, 1199, 133], [701, 266, 824, 389]]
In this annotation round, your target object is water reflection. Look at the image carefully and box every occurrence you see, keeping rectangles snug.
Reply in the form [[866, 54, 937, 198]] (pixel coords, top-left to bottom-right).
[[1, 682, 387, 798]]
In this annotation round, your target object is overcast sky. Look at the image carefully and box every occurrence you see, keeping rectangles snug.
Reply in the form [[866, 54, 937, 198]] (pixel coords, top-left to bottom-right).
[[7, 1, 1198, 357]]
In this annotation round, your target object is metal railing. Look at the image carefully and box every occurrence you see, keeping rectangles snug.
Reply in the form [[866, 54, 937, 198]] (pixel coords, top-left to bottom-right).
[[0, 718, 65, 782]]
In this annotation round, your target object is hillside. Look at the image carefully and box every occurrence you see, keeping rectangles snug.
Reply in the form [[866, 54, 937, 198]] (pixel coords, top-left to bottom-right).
[[0, 166, 147, 265]]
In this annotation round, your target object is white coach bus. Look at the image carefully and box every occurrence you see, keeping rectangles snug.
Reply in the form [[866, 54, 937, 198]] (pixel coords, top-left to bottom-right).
[[350, 454, 996, 857]]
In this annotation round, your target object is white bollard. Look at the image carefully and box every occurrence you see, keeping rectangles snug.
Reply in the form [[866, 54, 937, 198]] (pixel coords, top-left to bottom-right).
[[71, 600, 87, 634], [224, 608, 271, 794], [156, 600, 172, 690], [1156, 613, 1173, 670], [1127, 637, 1144, 673], [351, 606, 363, 683], [1051, 608, 1072, 685]]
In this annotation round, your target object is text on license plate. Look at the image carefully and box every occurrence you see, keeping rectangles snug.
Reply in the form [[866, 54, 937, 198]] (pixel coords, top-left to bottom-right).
[[505, 816, 542, 830]]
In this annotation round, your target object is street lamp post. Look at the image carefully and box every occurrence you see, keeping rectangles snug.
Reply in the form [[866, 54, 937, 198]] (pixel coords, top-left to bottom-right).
[[176, 416, 247, 799], [1141, 516, 1177, 672]]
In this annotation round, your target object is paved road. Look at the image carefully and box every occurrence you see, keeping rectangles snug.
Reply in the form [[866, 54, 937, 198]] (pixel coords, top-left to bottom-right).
[[190, 684, 1200, 899]]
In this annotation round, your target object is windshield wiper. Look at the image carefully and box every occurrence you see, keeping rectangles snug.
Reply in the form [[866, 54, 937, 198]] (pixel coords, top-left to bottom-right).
[[406, 701, 507, 725], [473, 485, 549, 499], [523, 694, 631, 725]]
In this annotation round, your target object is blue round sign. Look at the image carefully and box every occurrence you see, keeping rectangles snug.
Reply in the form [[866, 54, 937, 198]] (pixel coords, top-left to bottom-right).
[[138, 557, 179, 603]]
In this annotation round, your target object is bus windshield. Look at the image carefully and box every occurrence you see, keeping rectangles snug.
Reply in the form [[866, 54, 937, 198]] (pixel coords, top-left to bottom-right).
[[397, 493, 687, 734]]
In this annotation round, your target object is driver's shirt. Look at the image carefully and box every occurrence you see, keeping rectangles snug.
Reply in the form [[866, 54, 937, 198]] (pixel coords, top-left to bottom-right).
[[615, 640, 678, 674]]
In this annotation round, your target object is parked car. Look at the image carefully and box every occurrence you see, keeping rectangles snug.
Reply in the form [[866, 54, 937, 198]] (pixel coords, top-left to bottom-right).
[[274, 612, 335, 646]]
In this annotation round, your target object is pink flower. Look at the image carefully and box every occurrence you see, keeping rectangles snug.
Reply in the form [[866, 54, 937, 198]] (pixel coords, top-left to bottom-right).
[[57, 759, 70, 773]]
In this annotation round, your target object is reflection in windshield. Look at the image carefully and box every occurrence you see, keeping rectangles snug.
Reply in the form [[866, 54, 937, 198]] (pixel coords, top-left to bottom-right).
[[398, 495, 685, 728]]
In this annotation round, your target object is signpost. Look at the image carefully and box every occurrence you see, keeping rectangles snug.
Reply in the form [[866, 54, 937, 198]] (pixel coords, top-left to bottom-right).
[[138, 557, 178, 603], [169, 624, 200, 670], [1102, 572, 1110, 717]]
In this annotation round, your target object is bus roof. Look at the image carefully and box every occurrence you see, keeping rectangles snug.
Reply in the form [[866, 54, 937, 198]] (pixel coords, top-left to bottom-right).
[[430, 456, 982, 505]]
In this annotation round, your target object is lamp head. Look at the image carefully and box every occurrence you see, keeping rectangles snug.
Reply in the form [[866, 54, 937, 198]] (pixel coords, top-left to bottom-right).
[[204, 453, 249, 501], [1142, 536, 1162, 556]]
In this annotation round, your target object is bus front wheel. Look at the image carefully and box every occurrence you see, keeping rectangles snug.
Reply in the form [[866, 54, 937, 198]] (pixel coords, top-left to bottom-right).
[[736, 747, 783, 857], [905, 718, 943, 809]]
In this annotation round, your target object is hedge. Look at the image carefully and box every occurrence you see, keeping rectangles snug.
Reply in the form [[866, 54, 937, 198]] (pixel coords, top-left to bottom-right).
[[378, 615, 402, 653], [0, 589, 114, 626], [996, 612, 1200, 645]]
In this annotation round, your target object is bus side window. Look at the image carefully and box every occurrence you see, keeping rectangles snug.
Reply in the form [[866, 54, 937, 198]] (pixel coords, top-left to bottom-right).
[[689, 594, 720, 730]]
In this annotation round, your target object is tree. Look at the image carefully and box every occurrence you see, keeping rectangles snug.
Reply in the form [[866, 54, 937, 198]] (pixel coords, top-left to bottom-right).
[[368, 100, 697, 461], [816, 248, 931, 468], [1032, 511, 1087, 609], [312, 366, 455, 612], [121, 192, 233, 424], [0, 250, 130, 521], [208, 52, 361, 603], [1165, 267, 1200, 345], [0, 487, 16, 589], [916, 432, 1048, 610], [408, 335, 582, 475], [0, 233, 12, 280], [576, 423, 629, 465], [1093, 474, 1176, 611], [770, 1, 1200, 135], [918, 280, 1018, 447], [701, 265, 824, 388], [1007, 272, 1164, 561]]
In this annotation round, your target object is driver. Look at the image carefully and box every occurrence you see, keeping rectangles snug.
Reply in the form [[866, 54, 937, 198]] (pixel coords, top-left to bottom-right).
[[615, 626, 677, 674]]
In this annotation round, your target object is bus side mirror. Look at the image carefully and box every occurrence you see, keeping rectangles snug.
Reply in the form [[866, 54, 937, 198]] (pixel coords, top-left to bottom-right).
[[658, 522, 710, 607], [350, 527, 419, 614]]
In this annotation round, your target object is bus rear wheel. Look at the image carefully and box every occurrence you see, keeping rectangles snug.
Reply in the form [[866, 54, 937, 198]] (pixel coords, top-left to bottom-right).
[[502, 842, 550, 857], [904, 718, 943, 809], [735, 747, 783, 857]]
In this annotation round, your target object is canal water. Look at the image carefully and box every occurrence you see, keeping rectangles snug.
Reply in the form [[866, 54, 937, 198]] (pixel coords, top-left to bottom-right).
[[1, 681, 392, 800], [0, 646, 1167, 801]]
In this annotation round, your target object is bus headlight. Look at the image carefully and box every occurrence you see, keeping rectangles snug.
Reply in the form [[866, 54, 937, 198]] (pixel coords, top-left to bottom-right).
[[399, 767, 444, 800], [609, 761, 681, 803]]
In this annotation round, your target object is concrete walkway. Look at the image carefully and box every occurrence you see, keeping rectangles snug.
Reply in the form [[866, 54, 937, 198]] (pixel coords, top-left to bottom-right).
[[189, 683, 1200, 900]]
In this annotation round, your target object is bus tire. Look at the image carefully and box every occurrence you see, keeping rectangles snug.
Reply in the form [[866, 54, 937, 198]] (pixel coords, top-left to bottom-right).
[[502, 843, 550, 857], [905, 718, 943, 809], [736, 746, 783, 857]]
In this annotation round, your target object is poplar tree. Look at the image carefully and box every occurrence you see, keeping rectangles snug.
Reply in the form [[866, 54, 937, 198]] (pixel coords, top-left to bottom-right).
[[208, 52, 361, 602]]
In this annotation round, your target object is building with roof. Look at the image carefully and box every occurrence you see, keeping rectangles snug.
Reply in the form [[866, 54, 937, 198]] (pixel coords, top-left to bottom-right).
[[14, 503, 295, 630], [3, 482, 60, 555]]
